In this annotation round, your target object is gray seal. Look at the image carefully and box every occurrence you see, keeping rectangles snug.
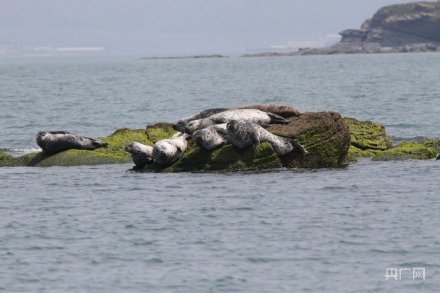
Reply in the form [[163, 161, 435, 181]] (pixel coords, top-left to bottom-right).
[[193, 123, 229, 151], [125, 142, 154, 169], [153, 133, 190, 166], [174, 108, 229, 132], [36, 131, 109, 154], [185, 109, 288, 134], [226, 120, 307, 156]]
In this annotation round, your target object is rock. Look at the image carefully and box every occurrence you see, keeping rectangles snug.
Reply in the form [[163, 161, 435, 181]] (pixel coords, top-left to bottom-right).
[[244, 2, 440, 57], [161, 142, 283, 172], [344, 119, 440, 161], [373, 141, 437, 161], [343, 118, 392, 151], [148, 111, 351, 172], [267, 112, 351, 168]]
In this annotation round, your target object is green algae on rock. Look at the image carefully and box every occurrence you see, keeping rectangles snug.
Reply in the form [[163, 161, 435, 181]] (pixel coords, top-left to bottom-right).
[[163, 142, 282, 173], [343, 117, 392, 151], [268, 112, 351, 168], [373, 141, 438, 161], [0, 128, 157, 167]]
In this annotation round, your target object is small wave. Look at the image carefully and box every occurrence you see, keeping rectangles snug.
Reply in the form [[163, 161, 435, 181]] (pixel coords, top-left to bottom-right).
[[1, 147, 41, 157]]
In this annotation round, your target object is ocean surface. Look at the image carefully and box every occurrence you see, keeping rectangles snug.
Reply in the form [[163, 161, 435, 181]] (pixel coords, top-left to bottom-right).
[[1, 53, 439, 292]]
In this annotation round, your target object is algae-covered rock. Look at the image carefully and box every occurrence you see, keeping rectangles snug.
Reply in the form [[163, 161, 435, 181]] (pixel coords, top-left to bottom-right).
[[342, 118, 439, 161], [267, 112, 351, 168], [0, 151, 15, 167], [343, 117, 392, 151], [373, 141, 437, 161], [164, 142, 282, 172], [145, 123, 176, 142], [0, 128, 156, 167]]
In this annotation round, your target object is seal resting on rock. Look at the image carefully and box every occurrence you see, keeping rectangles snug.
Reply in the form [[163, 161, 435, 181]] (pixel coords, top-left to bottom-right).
[[226, 120, 307, 156], [125, 142, 154, 169], [174, 108, 229, 132], [193, 123, 230, 151], [36, 131, 109, 154], [185, 109, 289, 134], [153, 133, 190, 166]]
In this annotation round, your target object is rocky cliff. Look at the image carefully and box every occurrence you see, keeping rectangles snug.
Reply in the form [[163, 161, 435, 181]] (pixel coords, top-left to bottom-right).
[[301, 1, 440, 55], [243, 1, 440, 57]]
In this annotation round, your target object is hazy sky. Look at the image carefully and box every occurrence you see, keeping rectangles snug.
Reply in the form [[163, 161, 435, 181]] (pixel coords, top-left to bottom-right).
[[0, 0, 420, 55]]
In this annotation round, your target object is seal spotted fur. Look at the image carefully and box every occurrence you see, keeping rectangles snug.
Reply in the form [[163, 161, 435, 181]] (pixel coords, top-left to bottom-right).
[[36, 131, 109, 154], [226, 120, 307, 156], [185, 109, 288, 134], [153, 133, 190, 166], [125, 142, 154, 169], [193, 123, 229, 151], [174, 108, 229, 132]]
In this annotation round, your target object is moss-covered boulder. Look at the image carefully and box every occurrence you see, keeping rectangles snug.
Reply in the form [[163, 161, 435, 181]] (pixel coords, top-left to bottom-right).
[[161, 142, 282, 172], [267, 112, 351, 168], [145, 111, 350, 172], [373, 141, 438, 161], [343, 117, 392, 151], [343, 118, 439, 161]]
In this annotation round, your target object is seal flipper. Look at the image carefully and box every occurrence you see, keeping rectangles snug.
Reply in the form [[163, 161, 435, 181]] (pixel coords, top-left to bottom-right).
[[267, 112, 289, 124], [92, 140, 109, 149], [289, 138, 307, 155]]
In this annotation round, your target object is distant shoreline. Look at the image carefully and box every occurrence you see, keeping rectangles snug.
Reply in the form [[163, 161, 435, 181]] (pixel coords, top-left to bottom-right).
[[142, 54, 227, 60]]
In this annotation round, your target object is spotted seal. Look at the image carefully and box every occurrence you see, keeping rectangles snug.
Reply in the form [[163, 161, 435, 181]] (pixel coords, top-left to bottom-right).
[[153, 133, 190, 166], [193, 123, 229, 151], [185, 109, 289, 134], [174, 108, 229, 132], [36, 131, 109, 154], [226, 120, 307, 156], [125, 142, 154, 169]]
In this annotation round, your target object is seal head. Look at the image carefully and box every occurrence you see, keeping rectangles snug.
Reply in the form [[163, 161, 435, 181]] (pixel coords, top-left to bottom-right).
[[153, 133, 190, 166], [125, 142, 154, 169], [193, 123, 229, 151]]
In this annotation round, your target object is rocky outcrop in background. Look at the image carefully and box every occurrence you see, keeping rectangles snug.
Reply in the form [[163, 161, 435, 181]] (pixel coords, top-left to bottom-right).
[[244, 1, 440, 57]]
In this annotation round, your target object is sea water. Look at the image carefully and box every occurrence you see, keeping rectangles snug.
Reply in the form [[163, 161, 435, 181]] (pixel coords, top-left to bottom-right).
[[0, 53, 439, 292]]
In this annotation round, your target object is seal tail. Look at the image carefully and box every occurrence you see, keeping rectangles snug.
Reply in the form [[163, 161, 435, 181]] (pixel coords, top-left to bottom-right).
[[93, 141, 109, 149], [267, 112, 289, 125]]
